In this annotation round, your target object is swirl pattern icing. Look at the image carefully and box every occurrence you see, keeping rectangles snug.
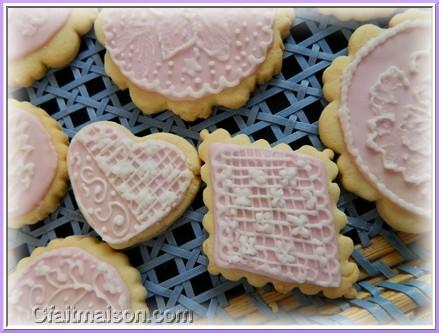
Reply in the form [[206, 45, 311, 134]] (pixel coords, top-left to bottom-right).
[[68, 123, 193, 244], [210, 143, 341, 287], [8, 8, 71, 60], [8, 108, 57, 218], [9, 247, 130, 324], [102, 8, 275, 101], [341, 21, 432, 216]]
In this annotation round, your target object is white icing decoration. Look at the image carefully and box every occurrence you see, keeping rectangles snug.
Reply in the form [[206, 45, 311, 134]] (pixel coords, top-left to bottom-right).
[[315, 246, 328, 267], [71, 125, 193, 243], [8, 247, 130, 323], [288, 214, 311, 239], [103, 8, 275, 100], [269, 187, 285, 208], [340, 20, 432, 216], [279, 167, 297, 187], [366, 56, 431, 185], [211, 144, 340, 287], [234, 188, 252, 206], [255, 212, 273, 233], [249, 168, 267, 185], [8, 114, 46, 216], [8, 120, 35, 190], [16, 11, 48, 37]]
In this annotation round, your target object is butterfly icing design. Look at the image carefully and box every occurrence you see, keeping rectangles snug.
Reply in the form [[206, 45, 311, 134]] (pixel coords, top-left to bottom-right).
[[103, 8, 277, 101], [108, 9, 231, 77], [366, 49, 431, 185], [157, 12, 231, 62]]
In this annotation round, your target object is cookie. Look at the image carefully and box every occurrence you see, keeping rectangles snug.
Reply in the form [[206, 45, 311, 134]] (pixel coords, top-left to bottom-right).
[[67, 121, 200, 249], [317, 7, 396, 21], [8, 99, 68, 228], [319, 10, 432, 233], [8, 236, 147, 324], [198, 129, 359, 298], [94, 8, 293, 121], [8, 7, 97, 87]]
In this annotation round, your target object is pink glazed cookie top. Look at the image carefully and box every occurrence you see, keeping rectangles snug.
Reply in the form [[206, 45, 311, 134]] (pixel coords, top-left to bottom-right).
[[8, 108, 58, 218], [8, 247, 131, 324], [209, 143, 341, 288], [102, 8, 275, 101], [8, 8, 71, 60], [68, 122, 193, 244], [341, 21, 432, 216]]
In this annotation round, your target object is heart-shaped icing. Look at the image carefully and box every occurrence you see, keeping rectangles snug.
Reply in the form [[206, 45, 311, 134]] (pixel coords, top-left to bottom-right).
[[102, 8, 275, 100], [68, 122, 197, 247]]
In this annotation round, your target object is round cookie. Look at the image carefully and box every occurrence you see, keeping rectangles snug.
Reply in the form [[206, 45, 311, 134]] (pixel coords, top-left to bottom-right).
[[8, 7, 97, 87], [94, 8, 293, 121], [8, 99, 69, 228], [67, 121, 201, 249], [8, 236, 147, 324], [319, 10, 432, 233]]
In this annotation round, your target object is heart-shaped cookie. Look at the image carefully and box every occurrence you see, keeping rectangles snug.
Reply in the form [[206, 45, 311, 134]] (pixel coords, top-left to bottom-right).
[[68, 122, 200, 249]]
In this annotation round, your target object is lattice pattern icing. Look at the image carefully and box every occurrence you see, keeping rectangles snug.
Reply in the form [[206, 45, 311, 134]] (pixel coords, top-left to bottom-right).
[[102, 8, 274, 101], [209, 143, 341, 287], [68, 123, 193, 244], [8, 247, 130, 324]]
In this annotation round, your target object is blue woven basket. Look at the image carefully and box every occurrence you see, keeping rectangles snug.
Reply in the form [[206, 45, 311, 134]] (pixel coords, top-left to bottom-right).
[[8, 8, 431, 325]]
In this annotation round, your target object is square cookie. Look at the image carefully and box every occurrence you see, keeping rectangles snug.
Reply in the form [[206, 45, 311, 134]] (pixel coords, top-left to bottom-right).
[[199, 129, 359, 298]]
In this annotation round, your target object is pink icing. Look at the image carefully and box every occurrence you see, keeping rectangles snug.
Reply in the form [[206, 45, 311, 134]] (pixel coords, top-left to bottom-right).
[[341, 21, 432, 216], [102, 8, 274, 101], [8, 247, 131, 324], [209, 143, 341, 288], [68, 122, 193, 244], [8, 108, 58, 218], [8, 8, 71, 60]]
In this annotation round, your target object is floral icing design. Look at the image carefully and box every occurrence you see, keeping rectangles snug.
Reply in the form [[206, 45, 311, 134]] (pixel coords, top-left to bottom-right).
[[366, 50, 431, 185], [210, 144, 340, 288], [8, 247, 130, 324], [341, 21, 432, 215], [68, 123, 193, 243], [103, 8, 275, 100], [8, 108, 58, 218]]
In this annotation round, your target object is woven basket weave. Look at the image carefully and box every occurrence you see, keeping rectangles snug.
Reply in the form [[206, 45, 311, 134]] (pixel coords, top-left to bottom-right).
[[8, 8, 432, 325]]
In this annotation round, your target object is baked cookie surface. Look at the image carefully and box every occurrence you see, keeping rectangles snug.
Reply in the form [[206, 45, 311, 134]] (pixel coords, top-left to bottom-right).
[[95, 8, 293, 121], [8, 99, 68, 228], [8, 236, 147, 324], [67, 121, 201, 249], [198, 129, 359, 298], [8, 7, 97, 87], [319, 10, 432, 233]]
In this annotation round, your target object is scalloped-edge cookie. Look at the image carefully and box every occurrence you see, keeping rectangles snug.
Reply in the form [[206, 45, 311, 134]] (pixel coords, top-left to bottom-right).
[[8, 7, 97, 87], [94, 8, 293, 121], [198, 129, 359, 298], [8, 99, 68, 228], [319, 10, 432, 233], [67, 121, 201, 249], [8, 236, 148, 325], [317, 7, 397, 21]]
